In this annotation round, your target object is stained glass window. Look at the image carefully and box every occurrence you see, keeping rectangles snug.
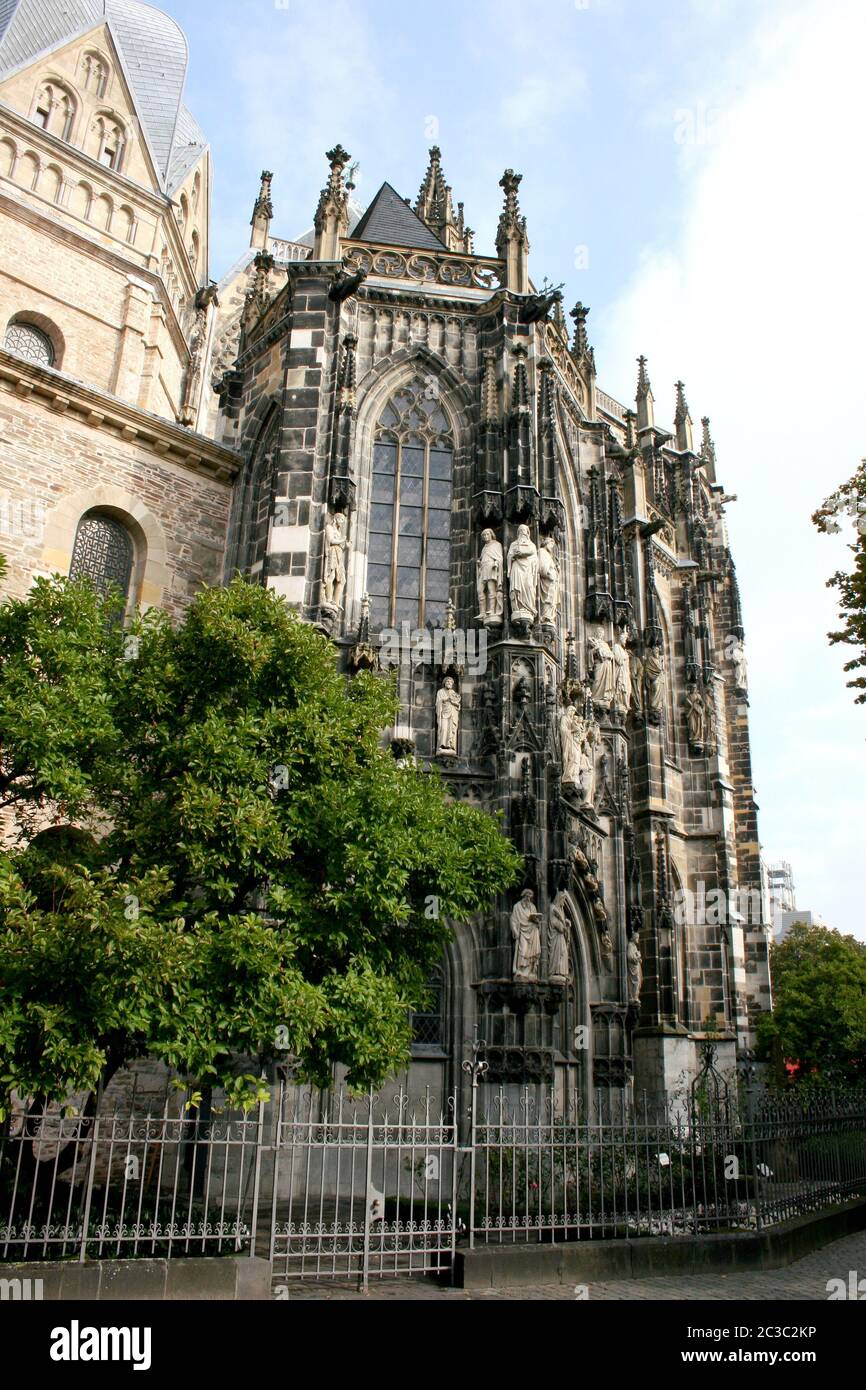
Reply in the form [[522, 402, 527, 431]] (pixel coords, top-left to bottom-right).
[[367, 378, 453, 629], [69, 512, 133, 609], [4, 322, 54, 367]]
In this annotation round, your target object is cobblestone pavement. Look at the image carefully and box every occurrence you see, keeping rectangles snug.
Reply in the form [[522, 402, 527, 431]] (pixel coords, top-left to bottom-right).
[[280, 1228, 866, 1300]]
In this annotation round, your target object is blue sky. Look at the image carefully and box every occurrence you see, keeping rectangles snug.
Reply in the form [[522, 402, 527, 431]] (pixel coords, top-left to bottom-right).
[[170, 0, 866, 937]]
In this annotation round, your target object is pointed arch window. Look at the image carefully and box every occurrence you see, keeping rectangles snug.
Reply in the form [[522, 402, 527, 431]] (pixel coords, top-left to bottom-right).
[[412, 964, 445, 1049], [367, 377, 453, 630]]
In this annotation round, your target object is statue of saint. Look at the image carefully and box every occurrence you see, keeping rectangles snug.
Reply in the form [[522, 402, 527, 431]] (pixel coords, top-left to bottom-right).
[[578, 718, 600, 804], [704, 686, 718, 752], [684, 686, 705, 745], [436, 677, 461, 755], [631, 649, 645, 716], [589, 625, 616, 707], [643, 647, 666, 716], [507, 525, 539, 623], [511, 889, 542, 982], [477, 529, 505, 623], [537, 537, 560, 625], [548, 891, 571, 982], [322, 511, 348, 609], [627, 930, 643, 1005], [613, 635, 632, 711], [560, 705, 582, 786]]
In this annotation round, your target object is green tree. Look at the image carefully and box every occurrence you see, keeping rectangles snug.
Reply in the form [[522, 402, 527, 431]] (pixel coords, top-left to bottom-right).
[[0, 576, 520, 1115], [814, 458, 866, 706], [757, 922, 866, 1081]]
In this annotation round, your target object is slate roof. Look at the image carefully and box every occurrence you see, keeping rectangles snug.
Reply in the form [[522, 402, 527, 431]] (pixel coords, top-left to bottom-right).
[[0, 0, 206, 191], [352, 182, 446, 253]]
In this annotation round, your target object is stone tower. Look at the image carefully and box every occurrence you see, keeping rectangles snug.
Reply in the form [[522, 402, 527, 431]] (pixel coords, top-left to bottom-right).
[[212, 147, 772, 1108]]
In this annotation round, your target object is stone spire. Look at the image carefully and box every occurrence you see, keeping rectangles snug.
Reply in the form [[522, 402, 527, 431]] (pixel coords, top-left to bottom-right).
[[496, 169, 530, 293], [570, 303, 595, 374], [636, 356, 654, 431], [250, 170, 274, 251], [414, 147, 470, 253], [700, 416, 717, 481], [313, 145, 351, 261], [674, 381, 694, 452]]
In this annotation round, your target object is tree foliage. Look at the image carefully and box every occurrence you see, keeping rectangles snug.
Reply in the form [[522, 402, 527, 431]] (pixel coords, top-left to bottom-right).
[[757, 922, 866, 1081], [813, 458, 866, 706], [0, 577, 520, 1111]]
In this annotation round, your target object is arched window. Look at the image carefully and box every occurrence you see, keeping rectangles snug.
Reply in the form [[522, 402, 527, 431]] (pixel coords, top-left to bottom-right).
[[32, 81, 76, 141], [69, 511, 133, 610], [4, 319, 54, 366], [367, 377, 453, 630], [81, 52, 110, 98], [412, 964, 445, 1049], [93, 114, 125, 171]]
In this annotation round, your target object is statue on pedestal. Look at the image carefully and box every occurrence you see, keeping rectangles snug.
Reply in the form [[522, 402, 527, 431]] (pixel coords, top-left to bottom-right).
[[511, 889, 542, 982], [538, 536, 560, 625], [322, 511, 348, 610], [507, 525, 538, 624], [436, 677, 461, 755], [477, 529, 505, 624]]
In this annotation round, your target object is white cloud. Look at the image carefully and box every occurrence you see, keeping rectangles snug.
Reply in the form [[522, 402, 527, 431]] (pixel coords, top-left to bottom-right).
[[596, 0, 866, 937]]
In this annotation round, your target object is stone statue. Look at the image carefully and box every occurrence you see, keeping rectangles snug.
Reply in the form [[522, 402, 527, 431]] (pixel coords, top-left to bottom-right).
[[507, 524, 539, 623], [511, 889, 542, 982], [643, 647, 666, 716], [684, 686, 705, 745], [322, 511, 348, 609], [537, 536, 560, 625], [626, 930, 643, 1005], [577, 717, 600, 804], [704, 685, 718, 752], [733, 640, 748, 690], [548, 891, 571, 983], [560, 704, 582, 786], [613, 635, 632, 711], [436, 677, 461, 755], [589, 624, 616, 707], [630, 648, 645, 716], [476, 529, 504, 624], [600, 931, 614, 968]]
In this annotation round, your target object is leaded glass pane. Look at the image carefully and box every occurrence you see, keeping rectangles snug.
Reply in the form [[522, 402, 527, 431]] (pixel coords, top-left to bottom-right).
[[370, 503, 394, 532], [373, 442, 397, 472], [368, 532, 393, 563], [427, 510, 450, 539], [398, 507, 423, 536], [426, 538, 450, 570], [372, 473, 395, 502], [399, 474, 423, 504], [401, 446, 425, 477], [396, 566, 421, 598], [366, 564, 391, 595], [5, 322, 54, 367], [429, 450, 452, 480], [425, 568, 450, 602], [428, 479, 452, 508], [397, 536, 423, 567], [69, 513, 133, 605]]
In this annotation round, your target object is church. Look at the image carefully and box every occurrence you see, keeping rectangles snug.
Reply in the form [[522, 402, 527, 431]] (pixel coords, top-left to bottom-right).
[[0, 0, 772, 1107]]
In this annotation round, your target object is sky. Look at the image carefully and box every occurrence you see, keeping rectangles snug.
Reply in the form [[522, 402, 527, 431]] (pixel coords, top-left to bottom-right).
[[168, 0, 866, 938]]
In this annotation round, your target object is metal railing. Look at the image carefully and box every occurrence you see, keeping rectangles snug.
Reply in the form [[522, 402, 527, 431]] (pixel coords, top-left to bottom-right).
[[2, 1078, 865, 1288]]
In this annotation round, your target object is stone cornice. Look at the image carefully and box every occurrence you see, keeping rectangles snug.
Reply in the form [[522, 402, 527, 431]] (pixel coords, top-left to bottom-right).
[[0, 349, 241, 483]]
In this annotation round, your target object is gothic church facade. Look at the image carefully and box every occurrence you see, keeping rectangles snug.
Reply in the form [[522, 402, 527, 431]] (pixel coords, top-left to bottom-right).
[[0, 1, 771, 1105]]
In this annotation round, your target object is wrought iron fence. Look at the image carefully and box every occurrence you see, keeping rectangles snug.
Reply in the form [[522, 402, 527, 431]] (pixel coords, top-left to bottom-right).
[[2, 1076, 865, 1290]]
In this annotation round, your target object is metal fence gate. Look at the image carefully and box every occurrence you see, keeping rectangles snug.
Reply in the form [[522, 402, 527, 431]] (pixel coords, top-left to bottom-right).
[[268, 1084, 463, 1289]]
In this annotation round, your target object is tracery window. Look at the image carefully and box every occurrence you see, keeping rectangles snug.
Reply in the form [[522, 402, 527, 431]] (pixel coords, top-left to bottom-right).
[[4, 321, 54, 366], [33, 82, 76, 141], [69, 511, 133, 609], [367, 378, 453, 630]]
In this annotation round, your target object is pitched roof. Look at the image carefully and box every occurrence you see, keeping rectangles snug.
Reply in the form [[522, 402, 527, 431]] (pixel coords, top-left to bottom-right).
[[0, 0, 205, 190], [352, 182, 446, 253]]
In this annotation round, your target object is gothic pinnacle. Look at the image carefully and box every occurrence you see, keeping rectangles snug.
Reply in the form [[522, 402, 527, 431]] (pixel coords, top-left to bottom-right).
[[415, 146, 468, 252], [314, 145, 351, 260], [636, 355, 654, 431], [250, 170, 274, 250], [674, 381, 694, 452], [497, 169, 530, 291]]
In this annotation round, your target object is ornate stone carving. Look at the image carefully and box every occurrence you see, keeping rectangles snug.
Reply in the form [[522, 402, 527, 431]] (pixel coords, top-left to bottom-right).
[[436, 677, 461, 756], [684, 685, 705, 748], [538, 536, 560, 625], [507, 524, 538, 625], [477, 528, 505, 625], [511, 889, 542, 982], [560, 704, 582, 787]]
